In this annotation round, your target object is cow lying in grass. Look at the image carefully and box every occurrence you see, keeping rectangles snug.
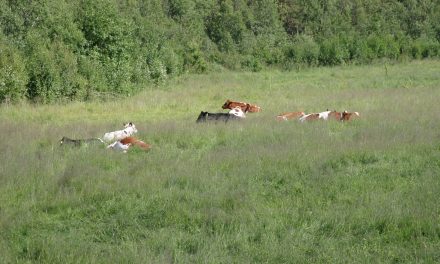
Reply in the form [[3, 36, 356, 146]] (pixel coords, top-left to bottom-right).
[[299, 109, 359, 122], [299, 109, 341, 122], [276, 111, 305, 121], [318, 110, 334, 120], [299, 113, 320, 122], [341, 111, 360, 121], [102, 122, 138, 142], [107, 136, 151, 153], [196, 106, 246, 123], [196, 111, 242, 123], [328, 111, 342, 120], [222, 99, 261, 113], [60, 137, 104, 147]]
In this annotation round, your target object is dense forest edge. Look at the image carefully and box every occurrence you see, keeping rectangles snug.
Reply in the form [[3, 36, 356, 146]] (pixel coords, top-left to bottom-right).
[[1, 0, 439, 103]]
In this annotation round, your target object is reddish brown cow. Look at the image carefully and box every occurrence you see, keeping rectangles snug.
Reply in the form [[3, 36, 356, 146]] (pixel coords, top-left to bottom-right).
[[276, 111, 305, 121], [119, 137, 152, 151], [341, 111, 360, 121], [328, 111, 342, 121], [222, 100, 261, 113]]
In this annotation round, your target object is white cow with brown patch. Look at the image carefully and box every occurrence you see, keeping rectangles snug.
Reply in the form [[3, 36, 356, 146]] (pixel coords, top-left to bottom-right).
[[102, 122, 138, 142]]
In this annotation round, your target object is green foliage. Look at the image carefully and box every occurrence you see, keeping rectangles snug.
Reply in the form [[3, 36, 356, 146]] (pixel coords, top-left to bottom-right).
[[366, 34, 400, 60], [205, 0, 245, 52], [0, 36, 28, 103], [351, 38, 376, 63], [0, 0, 440, 103], [241, 55, 262, 72], [411, 37, 440, 59], [319, 37, 350, 66], [284, 35, 320, 66], [78, 0, 134, 60], [25, 31, 62, 103], [184, 41, 208, 73]]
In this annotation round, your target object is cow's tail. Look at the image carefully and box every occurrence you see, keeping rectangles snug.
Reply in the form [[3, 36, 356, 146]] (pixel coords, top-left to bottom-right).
[[97, 138, 105, 144]]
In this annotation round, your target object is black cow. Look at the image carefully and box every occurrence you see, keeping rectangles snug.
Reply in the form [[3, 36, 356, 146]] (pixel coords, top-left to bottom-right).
[[196, 111, 241, 123], [60, 137, 105, 147]]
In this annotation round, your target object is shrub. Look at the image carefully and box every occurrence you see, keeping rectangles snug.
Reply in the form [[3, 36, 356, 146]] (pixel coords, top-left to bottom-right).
[[284, 35, 319, 67], [0, 39, 28, 103], [148, 58, 167, 84], [351, 38, 375, 64], [184, 42, 207, 73], [52, 40, 87, 100], [366, 34, 400, 60], [411, 37, 440, 58], [162, 47, 183, 77], [77, 52, 108, 99], [241, 55, 262, 72], [25, 32, 62, 103], [319, 37, 350, 66]]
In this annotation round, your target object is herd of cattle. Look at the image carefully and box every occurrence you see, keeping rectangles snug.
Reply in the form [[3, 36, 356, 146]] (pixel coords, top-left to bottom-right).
[[60, 99, 359, 153], [60, 122, 147, 153]]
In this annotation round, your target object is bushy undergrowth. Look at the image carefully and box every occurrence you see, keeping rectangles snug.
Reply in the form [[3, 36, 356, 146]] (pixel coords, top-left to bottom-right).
[[0, 61, 440, 263], [1, 0, 440, 103]]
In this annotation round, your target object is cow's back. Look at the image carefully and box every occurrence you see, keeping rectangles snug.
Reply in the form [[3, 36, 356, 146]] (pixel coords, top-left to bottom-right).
[[197, 112, 240, 123], [276, 111, 304, 121]]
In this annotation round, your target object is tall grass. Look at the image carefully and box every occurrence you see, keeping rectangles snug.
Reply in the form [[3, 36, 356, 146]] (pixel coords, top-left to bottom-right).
[[0, 60, 440, 263]]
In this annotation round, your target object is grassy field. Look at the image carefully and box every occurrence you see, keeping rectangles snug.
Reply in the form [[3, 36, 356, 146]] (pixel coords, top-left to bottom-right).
[[0, 60, 440, 263]]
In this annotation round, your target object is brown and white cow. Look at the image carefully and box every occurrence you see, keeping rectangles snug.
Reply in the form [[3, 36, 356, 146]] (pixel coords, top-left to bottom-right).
[[316, 110, 343, 121], [102, 122, 138, 142], [276, 111, 305, 121], [222, 100, 261, 113], [299, 113, 320, 122], [341, 111, 360, 121], [328, 111, 342, 121], [107, 136, 151, 153]]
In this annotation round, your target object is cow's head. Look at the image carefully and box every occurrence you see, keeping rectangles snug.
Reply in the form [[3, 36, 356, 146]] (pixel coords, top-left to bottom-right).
[[123, 122, 138, 135], [222, 100, 231, 109], [123, 122, 134, 128], [341, 111, 359, 121]]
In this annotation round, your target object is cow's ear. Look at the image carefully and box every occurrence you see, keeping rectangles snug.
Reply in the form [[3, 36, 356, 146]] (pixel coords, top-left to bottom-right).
[[129, 122, 133, 126]]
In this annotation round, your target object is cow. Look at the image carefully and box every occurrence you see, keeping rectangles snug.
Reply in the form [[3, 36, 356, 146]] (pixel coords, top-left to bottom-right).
[[318, 109, 340, 120], [60, 136, 105, 147], [196, 111, 242, 123], [276, 111, 305, 121], [341, 111, 360, 121], [328, 111, 342, 121], [229, 107, 246, 118], [102, 122, 138, 142], [299, 113, 320, 122], [107, 136, 151, 153], [107, 141, 131, 153], [222, 100, 261, 113]]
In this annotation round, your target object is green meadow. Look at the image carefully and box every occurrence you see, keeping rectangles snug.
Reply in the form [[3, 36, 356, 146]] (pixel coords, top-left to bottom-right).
[[1, 60, 440, 263]]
